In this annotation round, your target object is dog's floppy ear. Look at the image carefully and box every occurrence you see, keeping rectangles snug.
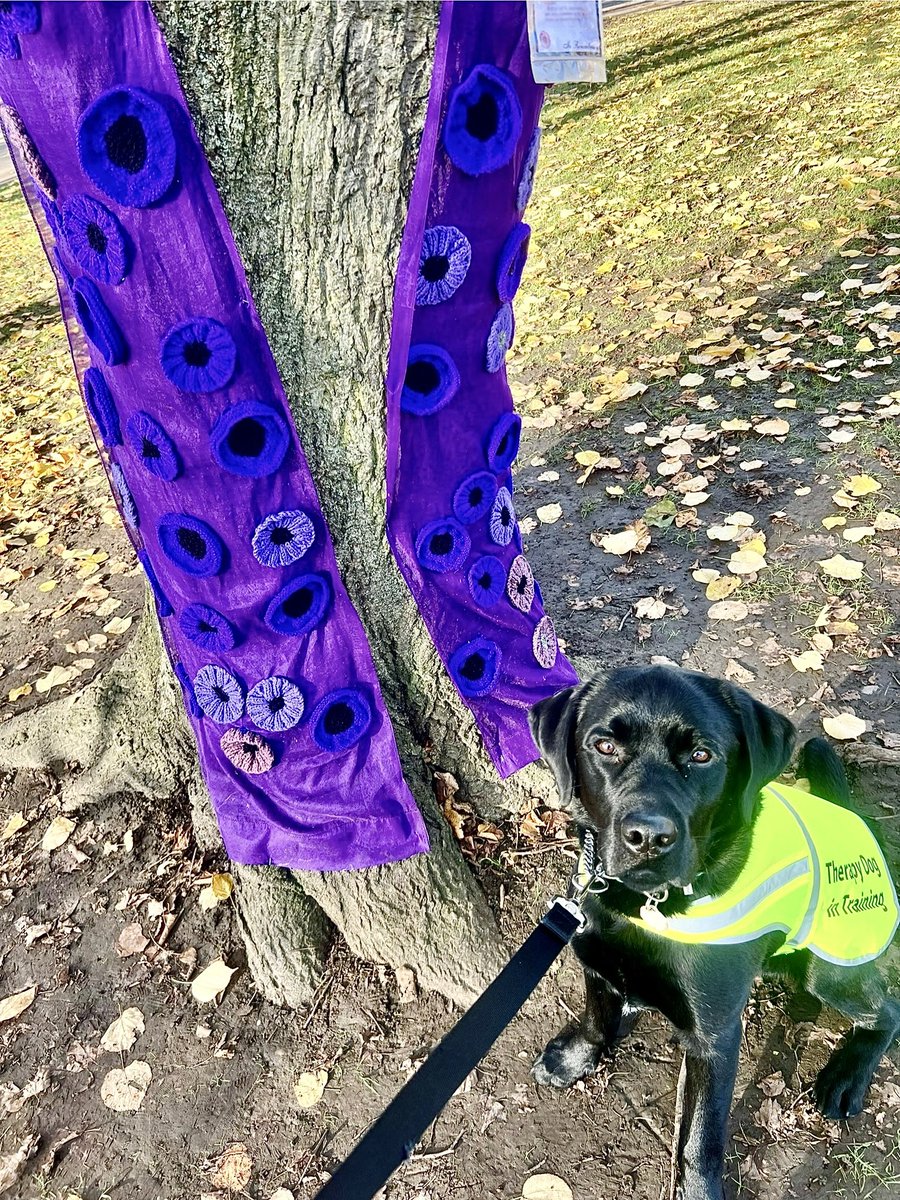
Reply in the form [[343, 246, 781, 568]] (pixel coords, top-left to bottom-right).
[[719, 681, 796, 817], [529, 686, 581, 806]]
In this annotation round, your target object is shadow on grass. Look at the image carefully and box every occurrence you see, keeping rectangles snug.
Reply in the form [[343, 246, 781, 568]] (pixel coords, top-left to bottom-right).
[[0, 296, 61, 346]]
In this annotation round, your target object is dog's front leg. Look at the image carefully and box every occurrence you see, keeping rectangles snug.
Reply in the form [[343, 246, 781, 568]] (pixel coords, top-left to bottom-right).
[[533, 967, 626, 1087], [675, 1021, 741, 1200]]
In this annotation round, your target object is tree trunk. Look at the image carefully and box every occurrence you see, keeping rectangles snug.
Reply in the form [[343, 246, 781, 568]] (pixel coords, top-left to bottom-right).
[[0, 0, 550, 1006]]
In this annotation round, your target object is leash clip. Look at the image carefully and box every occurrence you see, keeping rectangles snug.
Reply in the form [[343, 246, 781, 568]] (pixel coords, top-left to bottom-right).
[[543, 895, 586, 940], [639, 887, 670, 932]]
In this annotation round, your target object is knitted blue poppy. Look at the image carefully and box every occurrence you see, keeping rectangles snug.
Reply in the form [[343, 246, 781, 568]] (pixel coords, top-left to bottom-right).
[[174, 662, 203, 720], [247, 675, 305, 733], [449, 637, 501, 698], [489, 487, 516, 546], [264, 573, 332, 636], [61, 194, 130, 285], [71, 277, 127, 365], [401, 344, 460, 417], [443, 64, 522, 176], [533, 615, 559, 669], [467, 555, 506, 609], [110, 463, 138, 528], [158, 513, 226, 577], [486, 303, 514, 374], [77, 87, 177, 208], [126, 411, 181, 482], [496, 222, 530, 304], [1, 104, 55, 197], [415, 518, 470, 574], [506, 554, 534, 613], [179, 603, 236, 653], [160, 317, 236, 393], [416, 225, 471, 306], [486, 411, 521, 472], [452, 470, 498, 525], [311, 688, 372, 753], [210, 398, 290, 478], [252, 509, 315, 569], [137, 550, 172, 618], [517, 128, 541, 214], [0, 4, 39, 61], [83, 367, 120, 446], [193, 664, 245, 724]]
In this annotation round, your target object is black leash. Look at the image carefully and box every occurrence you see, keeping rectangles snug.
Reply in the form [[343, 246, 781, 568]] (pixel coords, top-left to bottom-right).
[[312, 892, 587, 1200]]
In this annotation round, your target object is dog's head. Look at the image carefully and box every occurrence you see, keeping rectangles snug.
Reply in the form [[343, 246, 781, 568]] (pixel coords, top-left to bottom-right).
[[530, 665, 796, 895]]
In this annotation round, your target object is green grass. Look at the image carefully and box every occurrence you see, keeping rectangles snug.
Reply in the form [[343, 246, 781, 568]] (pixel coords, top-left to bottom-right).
[[514, 0, 900, 409]]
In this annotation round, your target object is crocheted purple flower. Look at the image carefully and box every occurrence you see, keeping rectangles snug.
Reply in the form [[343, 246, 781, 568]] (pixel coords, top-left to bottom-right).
[[416, 225, 471, 306], [489, 487, 516, 546], [83, 367, 120, 446], [0, 104, 55, 196], [160, 317, 236, 393], [179, 603, 236, 653], [0, 5, 39, 62], [486, 412, 521, 472], [449, 637, 501, 699], [126, 411, 181, 482], [174, 663, 203, 720], [252, 509, 315, 569], [415, 518, 470, 574], [194, 664, 245, 724], [443, 64, 522, 176], [61, 194, 130, 286], [71, 277, 127, 365], [264, 572, 332, 636], [110, 463, 138, 528], [247, 675, 305, 733], [486, 303, 514, 374], [496, 222, 530, 304], [507, 555, 535, 613], [468, 555, 505, 609], [311, 688, 372, 753], [211, 398, 290, 478], [77, 87, 177, 208], [517, 128, 541, 214], [221, 727, 275, 775], [158, 513, 226, 577], [401, 344, 460, 416], [453, 470, 498, 525], [533, 615, 559, 670], [137, 550, 172, 618]]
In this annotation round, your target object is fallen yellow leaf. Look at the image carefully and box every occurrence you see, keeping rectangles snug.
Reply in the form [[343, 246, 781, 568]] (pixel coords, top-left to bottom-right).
[[789, 651, 824, 673], [706, 575, 742, 600], [822, 516, 846, 530], [844, 474, 881, 497], [294, 1069, 329, 1109], [754, 418, 790, 436], [191, 958, 237, 1004], [822, 712, 866, 741], [874, 510, 900, 532], [41, 815, 75, 852], [0, 985, 36, 1023], [708, 600, 750, 622], [818, 554, 864, 581]]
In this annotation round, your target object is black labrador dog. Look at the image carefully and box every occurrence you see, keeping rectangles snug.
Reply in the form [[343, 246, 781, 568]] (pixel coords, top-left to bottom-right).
[[530, 665, 900, 1200]]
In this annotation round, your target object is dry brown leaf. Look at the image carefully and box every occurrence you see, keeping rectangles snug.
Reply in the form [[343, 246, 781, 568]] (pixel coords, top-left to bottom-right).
[[294, 1069, 328, 1109], [100, 1061, 151, 1112], [789, 651, 824, 673], [191, 958, 237, 1004], [823, 713, 866, 741], [708, 600, 749, 622], [522, 1175, 574, 1200], [0, 812, 27, 842], [818, 554, 864, 581], [0, 986, 36, 1024], [634, 597, 667, 620], [100, 1008, 145, 1053], [874, 510, 900, 532], [0, 1135, 39, 1194], [41, 815, 75, 852], [210, 1143, 253, 1192], [117, 923, 149, 958], [754, 418, 790, 436], [725, 660, 754, 684]]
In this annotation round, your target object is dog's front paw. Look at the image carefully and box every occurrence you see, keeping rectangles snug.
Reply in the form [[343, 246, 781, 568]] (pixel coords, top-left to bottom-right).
[[815, 1047, 873, 1119], [532, 1024, 602, 1088]]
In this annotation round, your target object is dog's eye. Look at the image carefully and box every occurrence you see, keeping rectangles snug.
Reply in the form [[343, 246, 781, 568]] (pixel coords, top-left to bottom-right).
[[691, 748, 712, 764], [595, 738, 617, 756]]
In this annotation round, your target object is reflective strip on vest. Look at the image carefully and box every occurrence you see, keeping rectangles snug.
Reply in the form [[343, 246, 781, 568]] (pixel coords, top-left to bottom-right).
[[622, 782, 900, 966]]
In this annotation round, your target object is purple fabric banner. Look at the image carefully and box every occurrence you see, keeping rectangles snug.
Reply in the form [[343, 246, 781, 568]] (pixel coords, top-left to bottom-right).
[[0, 0, 428, 870], [385, 1, 579, 779]]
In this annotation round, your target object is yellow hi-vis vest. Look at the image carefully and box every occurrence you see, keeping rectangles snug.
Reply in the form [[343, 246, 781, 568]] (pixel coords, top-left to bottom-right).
[[624, 783, 900, 966]]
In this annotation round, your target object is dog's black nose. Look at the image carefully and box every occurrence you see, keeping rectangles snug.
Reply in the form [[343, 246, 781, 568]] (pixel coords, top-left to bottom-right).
[[621, 812, 678, 858]]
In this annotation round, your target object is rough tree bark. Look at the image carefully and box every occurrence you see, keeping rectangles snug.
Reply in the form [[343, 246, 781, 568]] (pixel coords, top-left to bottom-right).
[[0, 1, 551, 1006]]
